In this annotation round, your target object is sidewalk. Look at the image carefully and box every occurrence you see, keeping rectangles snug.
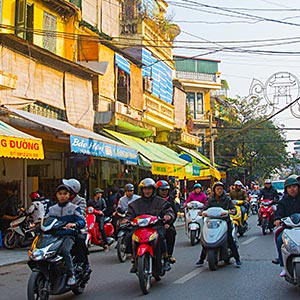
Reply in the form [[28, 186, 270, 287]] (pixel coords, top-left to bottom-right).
[[0, 220, 185, 268]]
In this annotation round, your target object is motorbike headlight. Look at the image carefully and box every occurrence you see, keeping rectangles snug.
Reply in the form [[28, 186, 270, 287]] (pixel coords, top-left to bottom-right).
[[30, 249, 44, 261], [206, 220, 221, 229], [283, 232, 300, 254]]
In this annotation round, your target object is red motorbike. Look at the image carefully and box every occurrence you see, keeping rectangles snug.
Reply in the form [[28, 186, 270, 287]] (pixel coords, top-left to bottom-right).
[[86, 206, 115, 248], [130, 214, 166, 295], [258, 199, 275, 235]]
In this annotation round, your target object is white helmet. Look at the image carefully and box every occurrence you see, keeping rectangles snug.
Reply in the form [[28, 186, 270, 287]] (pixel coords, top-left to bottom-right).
[[234, 180, 243, 186], [62, 178, 81, 194]]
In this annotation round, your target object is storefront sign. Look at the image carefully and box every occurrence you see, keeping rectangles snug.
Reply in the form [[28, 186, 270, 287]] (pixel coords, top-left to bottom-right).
[[152, 162, 186, 177], [70, 135, 138, 165]]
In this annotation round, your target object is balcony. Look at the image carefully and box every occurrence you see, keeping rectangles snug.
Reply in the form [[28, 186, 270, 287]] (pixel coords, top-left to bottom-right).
[[176, 71, 217, 82]]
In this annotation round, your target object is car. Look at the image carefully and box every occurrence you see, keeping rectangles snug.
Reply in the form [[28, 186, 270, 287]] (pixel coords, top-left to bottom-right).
[[271, 180, 285, 200]]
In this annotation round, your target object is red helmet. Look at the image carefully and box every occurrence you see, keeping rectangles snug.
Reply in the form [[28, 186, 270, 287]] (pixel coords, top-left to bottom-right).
[[156, 180, 170, 190], [29, 192, 41, 201]]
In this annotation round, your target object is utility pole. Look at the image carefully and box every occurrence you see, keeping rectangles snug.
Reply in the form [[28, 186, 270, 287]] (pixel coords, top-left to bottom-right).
[[209, 110, 215, 166]]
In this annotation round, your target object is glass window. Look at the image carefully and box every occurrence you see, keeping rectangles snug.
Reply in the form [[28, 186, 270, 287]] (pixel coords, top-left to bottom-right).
[[43, 12, 56, 53], [187, 92, 204, 119], [117, 68, 130, 105], [187, 92, 195, 118]]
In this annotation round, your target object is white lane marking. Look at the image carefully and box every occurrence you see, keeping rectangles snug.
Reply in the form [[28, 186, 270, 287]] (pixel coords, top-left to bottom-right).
[[241, 236, 258, 245], [173, 268, 205, 284]]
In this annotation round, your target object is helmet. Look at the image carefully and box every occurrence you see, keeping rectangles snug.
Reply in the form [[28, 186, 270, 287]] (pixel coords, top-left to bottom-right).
[[234, 180, 243, 186], [265, 179, 272, 184], [124, 183, 134, 192], [138, 178, 156, 189], [288, 174, 300, 180], [55, 184, 71, 193], [94, 188, 104, 195], [156, 180, 170, 190], [29, 192, 41, 201], [212, 182, 224, 192], [62, 178, 81, 194], [284, 177, 300, 189], [193, 183, 202, 189]]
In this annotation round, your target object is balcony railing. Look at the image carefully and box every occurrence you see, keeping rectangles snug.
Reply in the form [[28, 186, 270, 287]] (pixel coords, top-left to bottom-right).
[[176, 71, 216, 82]]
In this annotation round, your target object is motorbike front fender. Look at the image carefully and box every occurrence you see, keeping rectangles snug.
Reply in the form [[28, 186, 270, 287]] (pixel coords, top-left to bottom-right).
[[14, 227, 25, 237], [136, 244, 154, 257], [189, 223, 200, 231]]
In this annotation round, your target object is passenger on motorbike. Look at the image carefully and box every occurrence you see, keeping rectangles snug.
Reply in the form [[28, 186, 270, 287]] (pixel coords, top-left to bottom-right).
[[117, 184, 140, 213], [156, 180, 177, 264], [229, 180, 249, 225], [47, 184, 86, 286], [196, 182, 241, 267], [183, 183, 207, 207], [125, 178, 175, 273], [88, 188, 109, 250], [27, 192, 45, 224], [62, 178, 91, 274], [273, 177, 300, 277]]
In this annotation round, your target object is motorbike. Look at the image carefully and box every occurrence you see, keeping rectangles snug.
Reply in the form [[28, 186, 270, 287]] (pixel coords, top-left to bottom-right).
[[258, 199, 275, 235], [3, 209, 36, 249], [281, 213, 300, 296], [130, 214, 168, 295], [86, 206, 115, 249], [115, 208, 130, 263], [27, 217, 90, 300], [184, 201, 204, 246], [201, 207, 238, 271], [231, 200, 249, 236], [249, 194, 258, 215]]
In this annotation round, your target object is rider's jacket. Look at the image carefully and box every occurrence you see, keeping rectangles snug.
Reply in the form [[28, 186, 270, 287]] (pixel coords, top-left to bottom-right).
[[117, 194, 140, 212], [71, 194, 87, 234], [229, 189, 248, 201], [258, 186, 279, 201], [88, 197, 107, 213], [184, 191, 207, 206], [274, 193, 300, 221]]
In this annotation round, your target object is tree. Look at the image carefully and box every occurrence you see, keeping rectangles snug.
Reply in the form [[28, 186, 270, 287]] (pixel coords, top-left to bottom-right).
[[214, 96, 288, 184]]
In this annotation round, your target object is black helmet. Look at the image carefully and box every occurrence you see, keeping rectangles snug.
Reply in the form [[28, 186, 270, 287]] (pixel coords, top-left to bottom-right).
[[284, 177, 300, 189], [125, 183, 134, 192], [212, 182, 224, 193]]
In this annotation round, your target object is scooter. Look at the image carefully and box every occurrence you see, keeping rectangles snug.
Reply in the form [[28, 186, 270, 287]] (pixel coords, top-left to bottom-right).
[[231, 200, 249, 236], [249, 194, 258, 215], [201, 207, 238, 271], [281, 213, 300, 296], [27, 217, 90, 300], [184, 201, 205, 246], [130, 214, 168, 295], [86, 206, 115, 249], [115, 208, 129, 263], [258, 199, 275, 235]]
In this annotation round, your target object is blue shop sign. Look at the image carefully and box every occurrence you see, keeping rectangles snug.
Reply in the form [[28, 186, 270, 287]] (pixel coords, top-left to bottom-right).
[[70, 135, 138, 165]]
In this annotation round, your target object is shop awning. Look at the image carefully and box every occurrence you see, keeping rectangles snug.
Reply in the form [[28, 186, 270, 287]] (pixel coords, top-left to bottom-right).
[[0, 121, 44, 159], [6, 108, 138, 164], [104, 129, 188, 176]]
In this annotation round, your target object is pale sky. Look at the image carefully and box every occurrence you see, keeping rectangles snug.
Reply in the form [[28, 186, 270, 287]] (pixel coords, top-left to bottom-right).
[[167, 0, 300, 152]]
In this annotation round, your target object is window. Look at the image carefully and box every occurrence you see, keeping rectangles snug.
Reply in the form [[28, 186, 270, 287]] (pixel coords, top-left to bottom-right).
[[186, 92, 204, 119], [15, 1, 34, 42], [117, 68, 130, 105], [43, 12, 56, 53]]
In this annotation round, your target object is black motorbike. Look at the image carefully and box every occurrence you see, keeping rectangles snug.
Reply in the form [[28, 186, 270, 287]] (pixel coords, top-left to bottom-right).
[[115, 208, 130, 263], [27, 217, 90, 300]]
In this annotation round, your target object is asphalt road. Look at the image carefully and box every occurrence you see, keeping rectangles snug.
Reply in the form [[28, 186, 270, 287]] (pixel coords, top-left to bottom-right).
[[0, 215, 299, 300]]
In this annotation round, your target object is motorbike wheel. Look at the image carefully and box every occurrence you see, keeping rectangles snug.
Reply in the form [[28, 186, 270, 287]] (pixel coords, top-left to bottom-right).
[[261, 218, 267, 235], [3, 231, 19, 249], [117, 236, 127, 263], [27, 271, 47, 300], [295, 263, 300, 296], [137, 253, 151, 295], [208, 249, 218, 271], [190, 230, 196, 246]]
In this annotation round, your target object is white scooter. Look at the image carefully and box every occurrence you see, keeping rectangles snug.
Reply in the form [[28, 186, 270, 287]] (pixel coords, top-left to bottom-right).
[[281, 213, 300, 295], [185, 201, 204, 246], [201, 207, 238, 271]]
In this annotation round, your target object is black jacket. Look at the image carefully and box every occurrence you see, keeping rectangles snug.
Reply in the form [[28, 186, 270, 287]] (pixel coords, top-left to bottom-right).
[[258, 186, 279, 201], [88, 198, 107, 213], [274, 193, 300, 220]]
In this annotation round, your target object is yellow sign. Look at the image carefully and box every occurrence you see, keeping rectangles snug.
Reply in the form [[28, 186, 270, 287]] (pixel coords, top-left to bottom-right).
[[152, 162, 186, 177], [0, 136, 44, 160]]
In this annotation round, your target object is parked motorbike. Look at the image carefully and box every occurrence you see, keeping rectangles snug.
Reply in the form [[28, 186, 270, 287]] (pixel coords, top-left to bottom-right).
[[249, 194, 258, 215], [185, 201, 204, 246], [115, 208, 129, 262], [258, 199, 275, 235], [201, 207, 238, 271], [86, 206, 115, 249], [280, 213, 300, 296], [27, 217, 90, 300], [231, 200, 249, 236], [130, 214, 168, 295], [3, 209, 36, 249]]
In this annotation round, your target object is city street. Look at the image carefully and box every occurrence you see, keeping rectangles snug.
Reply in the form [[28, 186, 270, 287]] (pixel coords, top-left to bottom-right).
[[0, 215, 298, 300]]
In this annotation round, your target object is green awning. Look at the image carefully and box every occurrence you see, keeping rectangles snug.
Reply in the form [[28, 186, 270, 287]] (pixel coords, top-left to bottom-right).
[[116, 120, 154, 138]]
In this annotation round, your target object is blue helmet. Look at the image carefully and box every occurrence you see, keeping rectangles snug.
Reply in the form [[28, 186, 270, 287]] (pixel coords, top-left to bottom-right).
[[193, 183, 202, 189]]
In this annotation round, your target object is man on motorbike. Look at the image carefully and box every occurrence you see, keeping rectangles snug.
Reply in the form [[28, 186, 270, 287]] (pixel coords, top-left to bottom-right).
[[117, 183, 140, 213], [48, 184, 86, 286], [273, 177, 300, 277], [229, 180, 249, 225], [62, 178, 91, 275], [125, 178, 175, 273], [183, 183, 207, 207], [156, 180, 177, 264], [88, 188, 109, 250], [196, 182, 242, 267]]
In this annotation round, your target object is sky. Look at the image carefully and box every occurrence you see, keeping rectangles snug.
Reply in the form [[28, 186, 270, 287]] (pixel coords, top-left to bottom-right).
[[166, 0, 300, 152]]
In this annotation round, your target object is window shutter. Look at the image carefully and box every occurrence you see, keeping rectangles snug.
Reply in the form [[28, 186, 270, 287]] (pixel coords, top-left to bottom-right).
[[15, 0, 26, 38]]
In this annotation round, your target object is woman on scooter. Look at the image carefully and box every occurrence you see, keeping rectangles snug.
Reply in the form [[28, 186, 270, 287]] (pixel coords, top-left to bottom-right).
[[196, 182, 242, 268], [184, 183, 207, 207]]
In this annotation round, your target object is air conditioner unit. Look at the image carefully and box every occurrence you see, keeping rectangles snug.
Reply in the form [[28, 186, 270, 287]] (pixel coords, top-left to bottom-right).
[[143, 76, 153, 93]]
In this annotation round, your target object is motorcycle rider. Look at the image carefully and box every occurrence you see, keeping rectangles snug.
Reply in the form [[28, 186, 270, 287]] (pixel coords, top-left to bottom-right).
[[184, 183, 207, 207], [229, 180, 249, 225], [196, 182, 242, 267], [156, 180, 177, 264], [62, 178, 91, 275], [125, 178, 175, 273], [117, 183, 140, 213], [47, 184, 86, 286], [88, 188, 109, 251], [273, 177, 300, 277]]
